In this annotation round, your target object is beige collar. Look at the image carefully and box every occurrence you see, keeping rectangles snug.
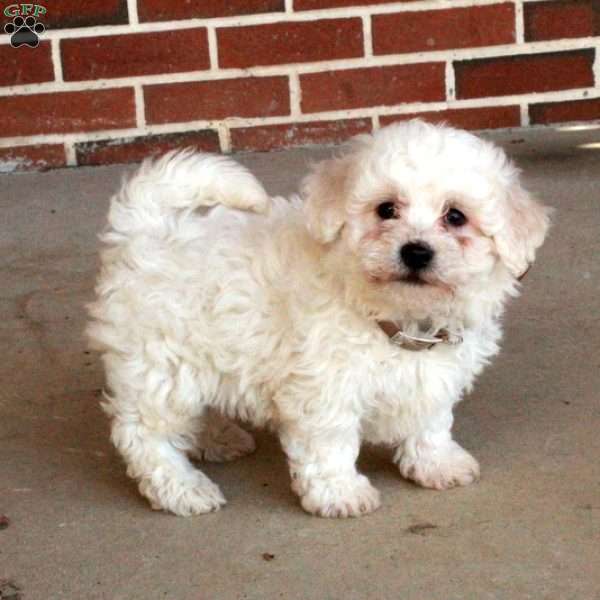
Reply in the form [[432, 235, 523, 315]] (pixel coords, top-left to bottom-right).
[[377, 320, 463, 351]]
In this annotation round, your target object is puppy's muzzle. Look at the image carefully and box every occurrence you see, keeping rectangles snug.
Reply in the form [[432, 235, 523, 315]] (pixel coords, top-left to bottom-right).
[[400, 242, 434, 271]]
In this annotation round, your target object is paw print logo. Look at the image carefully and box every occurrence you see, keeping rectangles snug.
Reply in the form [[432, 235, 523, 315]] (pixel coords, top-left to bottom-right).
[[5, 15, 45, 48]]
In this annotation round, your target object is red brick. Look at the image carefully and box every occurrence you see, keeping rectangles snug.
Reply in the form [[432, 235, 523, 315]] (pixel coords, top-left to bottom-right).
[[373, 4, 515, 55], [75, 130, 220, 167], [230, 118, 371, 152], [0, 144, 66, 172], [524, 0, 599, 42], [139, 0, 284, 22], [455, 50, 595, 99], [0, 42, 54, 86], [0, 88, 135, 137], [300, 63, 445, 113], [295, 0, 417, 9], [380, 106, 521, 130], [217, 19, 363, 69], [145, 77, 290, 125], [61, 29, 209, 81], [43, 0, 128, 29], [529, 98, 600, 125]]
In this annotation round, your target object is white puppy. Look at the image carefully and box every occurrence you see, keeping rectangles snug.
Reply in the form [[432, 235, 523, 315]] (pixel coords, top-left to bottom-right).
[[87, 120, 550, 518]]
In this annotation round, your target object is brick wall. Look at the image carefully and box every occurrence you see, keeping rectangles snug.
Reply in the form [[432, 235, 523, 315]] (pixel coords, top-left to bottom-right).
[[0, 0, 599, 171]]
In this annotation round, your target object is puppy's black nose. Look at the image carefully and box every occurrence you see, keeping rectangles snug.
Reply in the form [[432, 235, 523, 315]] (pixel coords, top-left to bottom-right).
[[400, 242, 434, 271]]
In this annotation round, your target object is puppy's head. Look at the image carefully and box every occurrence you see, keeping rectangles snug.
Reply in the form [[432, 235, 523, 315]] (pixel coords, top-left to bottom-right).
[[303, 120, 551, 314]]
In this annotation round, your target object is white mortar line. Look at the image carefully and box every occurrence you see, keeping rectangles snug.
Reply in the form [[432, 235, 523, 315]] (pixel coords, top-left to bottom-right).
[[218, 123, 232, 153], [0, 0, 532, 42], [514, 0, 525, 44], [50, 38, 63, 82], [2, 87, 599, 149], [134, 84, 146, 128], [362, 15, 373, 58], [289, 72, 301, 117], [127, 0, 139, 25], [594, 41, 600, 88], [2, 37, 598, 97], [207, 26, 219, 70], [64, 140, 77, 166], [445, 61, 455, 101], [520, 103, 530, 126]]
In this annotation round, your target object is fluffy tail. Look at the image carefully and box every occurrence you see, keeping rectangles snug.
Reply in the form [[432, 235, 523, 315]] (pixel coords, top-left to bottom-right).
[[106, 149, 269, 237]]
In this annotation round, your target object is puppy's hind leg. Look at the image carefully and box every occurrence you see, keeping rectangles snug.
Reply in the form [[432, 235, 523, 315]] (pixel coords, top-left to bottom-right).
[[190, 407, 256, 463], [110, 413, 227, 515], [104, 361, 226, 516]]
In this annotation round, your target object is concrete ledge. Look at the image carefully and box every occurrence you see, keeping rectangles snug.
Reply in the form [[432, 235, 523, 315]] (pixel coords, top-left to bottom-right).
[[1, 137, 599, 599]]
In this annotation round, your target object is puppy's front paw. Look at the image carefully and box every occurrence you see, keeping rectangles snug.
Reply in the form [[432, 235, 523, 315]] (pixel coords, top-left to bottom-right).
[[397, 440, 480, 490], [299, 474, 381, 518], [139, 470, 226, 516]]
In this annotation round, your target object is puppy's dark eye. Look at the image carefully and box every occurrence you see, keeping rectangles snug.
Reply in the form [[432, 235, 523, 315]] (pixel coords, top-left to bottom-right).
[[376, 202, 397, 220], [444, 208, 467, 227]]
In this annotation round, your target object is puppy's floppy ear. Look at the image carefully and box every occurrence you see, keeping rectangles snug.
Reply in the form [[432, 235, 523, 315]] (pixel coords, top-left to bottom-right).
[[493, 182, 552, 278], [302, 154, 352, 243]]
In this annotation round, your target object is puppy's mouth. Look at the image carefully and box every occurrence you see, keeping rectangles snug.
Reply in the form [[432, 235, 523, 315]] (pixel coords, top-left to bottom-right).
[[398, 272, 428, 286], [368, 269, 440, 288]]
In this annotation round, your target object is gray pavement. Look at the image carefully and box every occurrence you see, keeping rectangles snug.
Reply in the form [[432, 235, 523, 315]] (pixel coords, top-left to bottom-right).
[[1, 128, 600, 600]]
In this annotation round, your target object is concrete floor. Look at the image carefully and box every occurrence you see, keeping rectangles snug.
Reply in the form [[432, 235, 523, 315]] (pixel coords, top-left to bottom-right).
[[1, 128, 600, 600]]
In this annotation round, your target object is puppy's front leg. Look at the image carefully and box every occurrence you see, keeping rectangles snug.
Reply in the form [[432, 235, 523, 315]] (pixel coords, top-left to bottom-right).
[[280, 421, 381, 518], [393, 407, 480, 490]]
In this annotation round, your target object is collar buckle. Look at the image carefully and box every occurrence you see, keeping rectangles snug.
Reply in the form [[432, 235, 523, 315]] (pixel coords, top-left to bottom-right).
[[378, 321, 463, 352]]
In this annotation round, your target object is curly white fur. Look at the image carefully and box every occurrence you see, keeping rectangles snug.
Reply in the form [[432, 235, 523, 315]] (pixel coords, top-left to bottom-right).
[[87, 121, 550, 518]]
